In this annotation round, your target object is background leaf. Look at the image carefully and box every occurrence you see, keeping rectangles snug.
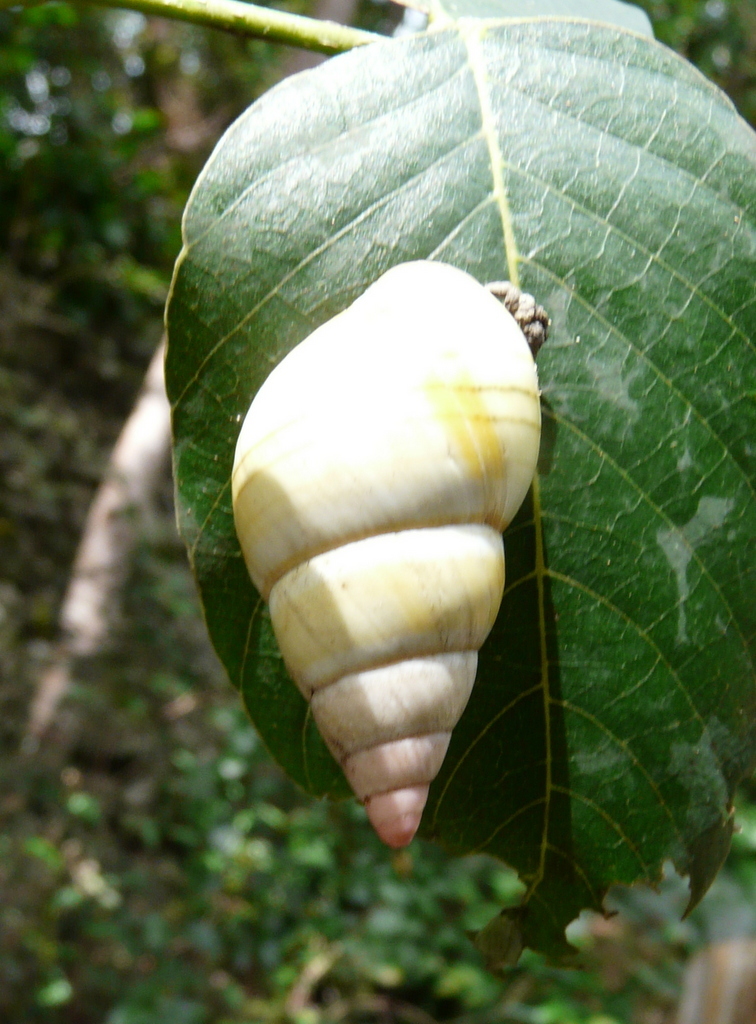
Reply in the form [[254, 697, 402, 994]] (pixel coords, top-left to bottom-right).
[[425, 0, 654, 37], [166, 20, 756, 955]]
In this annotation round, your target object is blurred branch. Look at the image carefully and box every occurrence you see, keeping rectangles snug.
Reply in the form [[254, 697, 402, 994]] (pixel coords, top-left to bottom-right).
[[677, 939, 756, 1024], [285, 942, 342, 1015], [24, 342, 171, 747], [0, 0, 382, 55]]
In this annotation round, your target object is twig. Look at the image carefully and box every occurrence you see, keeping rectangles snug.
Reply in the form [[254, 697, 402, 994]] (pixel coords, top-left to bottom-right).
[[285, 943, 342, 1015], [7, 0, 383, 55]]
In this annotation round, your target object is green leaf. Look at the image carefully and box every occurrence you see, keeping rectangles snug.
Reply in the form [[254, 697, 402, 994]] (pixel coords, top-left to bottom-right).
[[166, 20, 756, 956], [426, 0, 653, 37], [474, 907, 525, 969]]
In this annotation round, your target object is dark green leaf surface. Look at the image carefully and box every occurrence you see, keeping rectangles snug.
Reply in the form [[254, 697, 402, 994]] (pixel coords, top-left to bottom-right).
[[166, 21, 756, 955]]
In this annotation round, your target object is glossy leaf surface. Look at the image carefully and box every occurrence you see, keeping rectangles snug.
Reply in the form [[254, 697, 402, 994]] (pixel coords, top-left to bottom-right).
[[166, 19, 756, 955]]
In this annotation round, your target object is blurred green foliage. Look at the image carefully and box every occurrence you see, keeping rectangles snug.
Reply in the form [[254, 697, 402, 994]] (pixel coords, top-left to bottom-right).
[[637, 0, 756, 124], [0, 1, 754, 1021]]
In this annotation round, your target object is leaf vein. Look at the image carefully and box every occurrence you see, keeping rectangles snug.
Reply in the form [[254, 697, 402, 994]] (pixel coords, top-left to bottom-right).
[[528, 260, 756, 510], [430, 682, 542, 829], [550, 786, 650, 875], [553, 695, 684, 842], [173, 130, 487, 411]]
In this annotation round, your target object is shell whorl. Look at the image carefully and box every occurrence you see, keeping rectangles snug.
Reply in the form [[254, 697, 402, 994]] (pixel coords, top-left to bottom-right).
[[231, 261, 542, 847], [271, 524, 503, 847]]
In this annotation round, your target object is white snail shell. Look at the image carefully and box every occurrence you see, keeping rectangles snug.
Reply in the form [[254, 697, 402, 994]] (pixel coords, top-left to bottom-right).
[[232, 261, 541, 848]]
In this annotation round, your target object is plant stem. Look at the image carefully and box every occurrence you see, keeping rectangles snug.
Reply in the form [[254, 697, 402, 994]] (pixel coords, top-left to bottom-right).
[[3, 0, 382, 55]]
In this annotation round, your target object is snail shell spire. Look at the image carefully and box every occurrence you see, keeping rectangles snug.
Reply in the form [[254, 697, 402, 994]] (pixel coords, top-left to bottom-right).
[[232, 260, 542, 847]]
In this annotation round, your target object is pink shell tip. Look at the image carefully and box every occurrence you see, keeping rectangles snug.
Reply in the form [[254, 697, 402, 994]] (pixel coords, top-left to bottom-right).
[[365, 784, 430, 848]]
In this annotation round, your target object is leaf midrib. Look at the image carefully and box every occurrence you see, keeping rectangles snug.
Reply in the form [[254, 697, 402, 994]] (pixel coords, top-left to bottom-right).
[[461, 20, 520, 285]]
